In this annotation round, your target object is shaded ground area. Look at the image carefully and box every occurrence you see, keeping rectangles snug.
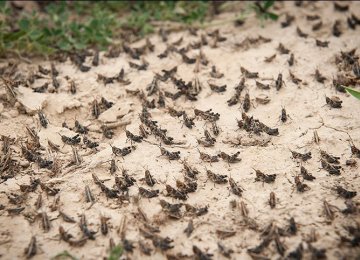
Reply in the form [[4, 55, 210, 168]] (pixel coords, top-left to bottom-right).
[[0, 1, 360, 260]]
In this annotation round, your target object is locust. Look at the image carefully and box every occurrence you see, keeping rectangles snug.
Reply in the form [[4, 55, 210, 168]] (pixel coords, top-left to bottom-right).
[[139, 187, 159, 198], [229, 177, 243, 196], [198, 150, 219, 163], [219, 151, 241, 164], [321, 159, 341, 175], [159, 147, 180, 160], [269, 192, 276, 208], [300, 166, 316, 180], [291, 150, 312, 161], [326, 96, 342, 108], [207, 169, 228, 184], [241, 66, 258, 78], [254, 169, 276, 183]]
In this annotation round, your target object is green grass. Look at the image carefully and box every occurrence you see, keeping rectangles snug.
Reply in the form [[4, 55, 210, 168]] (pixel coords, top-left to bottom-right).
[[346, 87, 360, 100], [108, 245, 123, 260], [0, 1, 278, 58]]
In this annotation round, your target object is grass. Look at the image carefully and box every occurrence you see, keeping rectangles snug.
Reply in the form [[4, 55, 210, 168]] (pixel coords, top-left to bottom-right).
[[108, 245, 123, 260], [0, 1, 277, 58], [346, 87, 360, 100]]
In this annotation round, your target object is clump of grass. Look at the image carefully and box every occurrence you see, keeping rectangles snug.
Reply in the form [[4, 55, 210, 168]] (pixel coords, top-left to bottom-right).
[[250, 0, 278, 21], [346, 87, 360, 100], [0, 1, 278, 58], [108, 245, 123, 260]]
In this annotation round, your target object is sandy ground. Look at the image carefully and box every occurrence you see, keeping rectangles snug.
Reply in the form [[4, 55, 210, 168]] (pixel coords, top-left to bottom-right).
[[0, 1, 360, 259]]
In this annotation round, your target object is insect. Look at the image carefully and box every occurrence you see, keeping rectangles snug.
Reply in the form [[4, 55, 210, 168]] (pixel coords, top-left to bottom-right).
[[207, 169, 228, 184], [300, 166, 316, 181], [24, 236, 37, 258], [307, 14, 320, 21], [177, 178, 197, 194], [296, 27, 308, 38], [277, 43, 290, 54], [198, 149, 219, 163], [198, 129, 216, 147], [159, 147, 180, 160], [290, 150, 312, 161], [79, 214, 96, 240], [288, 53, 294, 66], [332, 20, 342, 37], [74, 120, 88, 134], [294, 176, 309, 192], [275, 73, 284, 90], [100, 97, 114, 110], [38, 110, 48, 128], [193, 245, 213, 260], [315, 69, 326, 83], [345, 159, 357, 167], [182, 112, 195, 129], [325, 96, 342, 108], [342, 200, 357, 214], [320, 150, 340, 164], [247, 236, 272, 255], [243, 92, 250, 112], [350, 143, 360, 158], [219, 151, 241, 164], [83, 136, 99, 149], [39, 211, 51, 232], [313, 130, 320, 144], [181, 53, 196, 64], [146, 76, 159, 96], [323, 200, 335, 222], [126, 130, 143, 143], [312, 21, 323, 31], [92, 50, 99, 66], [59, 226, 73, 242], [111, 145, 135, 157], [335, 186, 357, 199], [92, 99, 101, 119], [316, 39, 329, 48], [264, 54, 276, 63], [166, 184, 187, 200], [229, 177, 243, 196], [289, 71, 302, 85], [269, 192, 276, 208], [139, 187, 159, 198], [69, 146, 82, 166], [240, 66, 258, 78], [256, 80, 270, 90], [210, 65, 224, 78], [33, 82, 48, 93], [194, 108, 220, 122], [254, 169, 276, 183], [184, 219, 194, 237], [281, 14, 295, 28], [321, 159, 341, 175], [40, 182, 59, 196], [211, 121, 220, 136], [59, 211, 76, 223], [142, 168, 156, 186], [182, 161, 199, 180], [129, 59, 148, 70], [85, 185, 95, 204], [218, 242, 234, 258], [100, 215, 110, 235], [274, 234, 286, 256], [209, 83, 226, 93], [280, 107, 287, 122], [334, 2, 348, 12], [160, 199, 183, 219], [38, 65, 50, 75]]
